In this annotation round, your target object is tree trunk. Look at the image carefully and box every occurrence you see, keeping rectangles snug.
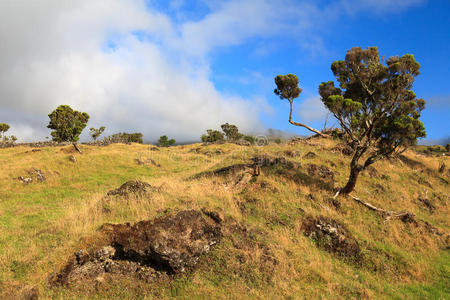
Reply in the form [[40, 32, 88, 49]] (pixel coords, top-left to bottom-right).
[[341, 165, 361, 195], [288, 100, 330, 138], [72, 142, 82, 154]]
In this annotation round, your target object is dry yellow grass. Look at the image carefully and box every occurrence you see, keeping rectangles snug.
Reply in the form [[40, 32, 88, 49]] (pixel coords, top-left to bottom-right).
[[0, 140, 448, 299]]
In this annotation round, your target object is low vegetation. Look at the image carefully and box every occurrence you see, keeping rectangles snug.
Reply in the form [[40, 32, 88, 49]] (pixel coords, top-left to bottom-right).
[[0, 137, 448, 299]]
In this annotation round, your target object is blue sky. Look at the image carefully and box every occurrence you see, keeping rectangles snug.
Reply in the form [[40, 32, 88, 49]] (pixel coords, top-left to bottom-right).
[[0, 0, 448, 143], [189, 0, 450, 142]]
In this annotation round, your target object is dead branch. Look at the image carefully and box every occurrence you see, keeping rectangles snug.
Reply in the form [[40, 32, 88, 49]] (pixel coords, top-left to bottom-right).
[[349, 194, 416, 223]]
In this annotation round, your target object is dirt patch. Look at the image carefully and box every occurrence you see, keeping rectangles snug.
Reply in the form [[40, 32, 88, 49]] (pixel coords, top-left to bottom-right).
[[106, 180, 155, 197], [49, 210, 222, 287], [302, 215, 361, 262]]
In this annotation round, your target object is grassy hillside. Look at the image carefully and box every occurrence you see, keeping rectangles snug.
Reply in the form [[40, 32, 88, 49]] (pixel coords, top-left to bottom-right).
[[0, 139, 448, 299]]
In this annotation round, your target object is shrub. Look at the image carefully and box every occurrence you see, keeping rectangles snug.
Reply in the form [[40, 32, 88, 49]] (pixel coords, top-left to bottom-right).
[[201, 129, 224, 143], [243, 135, 255, 145], [104, 132, 143, 144]]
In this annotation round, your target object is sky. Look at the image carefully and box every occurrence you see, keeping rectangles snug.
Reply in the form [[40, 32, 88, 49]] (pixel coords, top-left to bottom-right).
[[0, 0, 449, 144]]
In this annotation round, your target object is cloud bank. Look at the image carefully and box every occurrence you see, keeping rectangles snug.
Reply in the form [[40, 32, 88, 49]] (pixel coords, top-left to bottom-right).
[[0, 0, 425, 142]]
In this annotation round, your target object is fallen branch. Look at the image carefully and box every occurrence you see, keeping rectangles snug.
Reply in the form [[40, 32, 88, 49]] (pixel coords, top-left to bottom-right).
[[349, 194, 416, 223]]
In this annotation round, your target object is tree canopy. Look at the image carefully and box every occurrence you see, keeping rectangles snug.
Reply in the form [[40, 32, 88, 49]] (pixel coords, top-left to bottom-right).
[[47, 105, 90, 142], [319, 47, 426, 194]]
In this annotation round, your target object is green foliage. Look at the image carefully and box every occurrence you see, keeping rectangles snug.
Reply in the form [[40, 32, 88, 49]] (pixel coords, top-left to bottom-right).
[[47, 105, 90, 142], [104, 132, 143, 144], [446, 144, 450, 152], [0, 123, 10, 136], [201, 129, 224, 143], [274, 74, 302, 101], [158, 135, 176, 147], [89, 126, 105, 141], [243, 135, 255, 145], [220, 123, 243, 141], [319, 47, 426, 193]]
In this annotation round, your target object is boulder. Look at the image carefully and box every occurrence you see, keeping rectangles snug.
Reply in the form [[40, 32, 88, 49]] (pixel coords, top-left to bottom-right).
[[49, 210, 222, 287]]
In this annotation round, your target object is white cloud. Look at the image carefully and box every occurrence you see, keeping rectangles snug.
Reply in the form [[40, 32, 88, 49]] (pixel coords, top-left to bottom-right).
[[297, 96, 328, 123], [0, 0, 266, 142]]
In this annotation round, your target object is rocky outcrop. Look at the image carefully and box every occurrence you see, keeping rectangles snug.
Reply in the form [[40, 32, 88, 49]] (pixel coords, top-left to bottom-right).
[[49, 210, 222, 287], [302, 216, 361, 262], [106, 180, 155, 197]]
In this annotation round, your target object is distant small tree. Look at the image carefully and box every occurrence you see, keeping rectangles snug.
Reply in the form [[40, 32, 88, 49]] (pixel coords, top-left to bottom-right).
[[201, 129, 224, 143], [47, 105, 89, 142], [243, 135, 255, 145], [0, 123, 10, 137], [89, 126, 105, 141], [158, 135, 176, 147], [221, 123, 243, 141], [319, 47, 426, 195], [274, 74, 328, 137]]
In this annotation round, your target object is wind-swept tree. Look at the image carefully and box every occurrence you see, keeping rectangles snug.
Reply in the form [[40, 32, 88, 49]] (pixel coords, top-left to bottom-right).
[[90, 126, 106, 141], [319, 47, 426, 195], [274, 74, 328, 137], [47, 105, 90, 142]]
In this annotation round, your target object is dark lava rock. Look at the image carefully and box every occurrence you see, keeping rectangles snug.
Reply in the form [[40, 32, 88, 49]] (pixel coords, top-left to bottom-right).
[[284, 150, 300, 158], [303, 151, 317, 159], [305, 164, 334, 183], [106, 180, 154, 197], [49, 210, 222, 287], [330, 143, 353, 156], [302, 215, 361, 262]]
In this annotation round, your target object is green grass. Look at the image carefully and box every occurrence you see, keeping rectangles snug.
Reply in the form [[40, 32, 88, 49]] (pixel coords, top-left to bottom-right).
[[0, 141, 448, 299]]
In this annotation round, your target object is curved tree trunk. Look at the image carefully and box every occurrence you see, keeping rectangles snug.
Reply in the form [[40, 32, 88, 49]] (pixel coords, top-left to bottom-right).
[[340, 166, 361, 195], [288, 100, 329, 138]]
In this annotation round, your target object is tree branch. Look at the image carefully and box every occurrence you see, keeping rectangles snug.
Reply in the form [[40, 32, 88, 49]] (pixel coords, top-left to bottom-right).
[[288, 99, 330, 137]]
